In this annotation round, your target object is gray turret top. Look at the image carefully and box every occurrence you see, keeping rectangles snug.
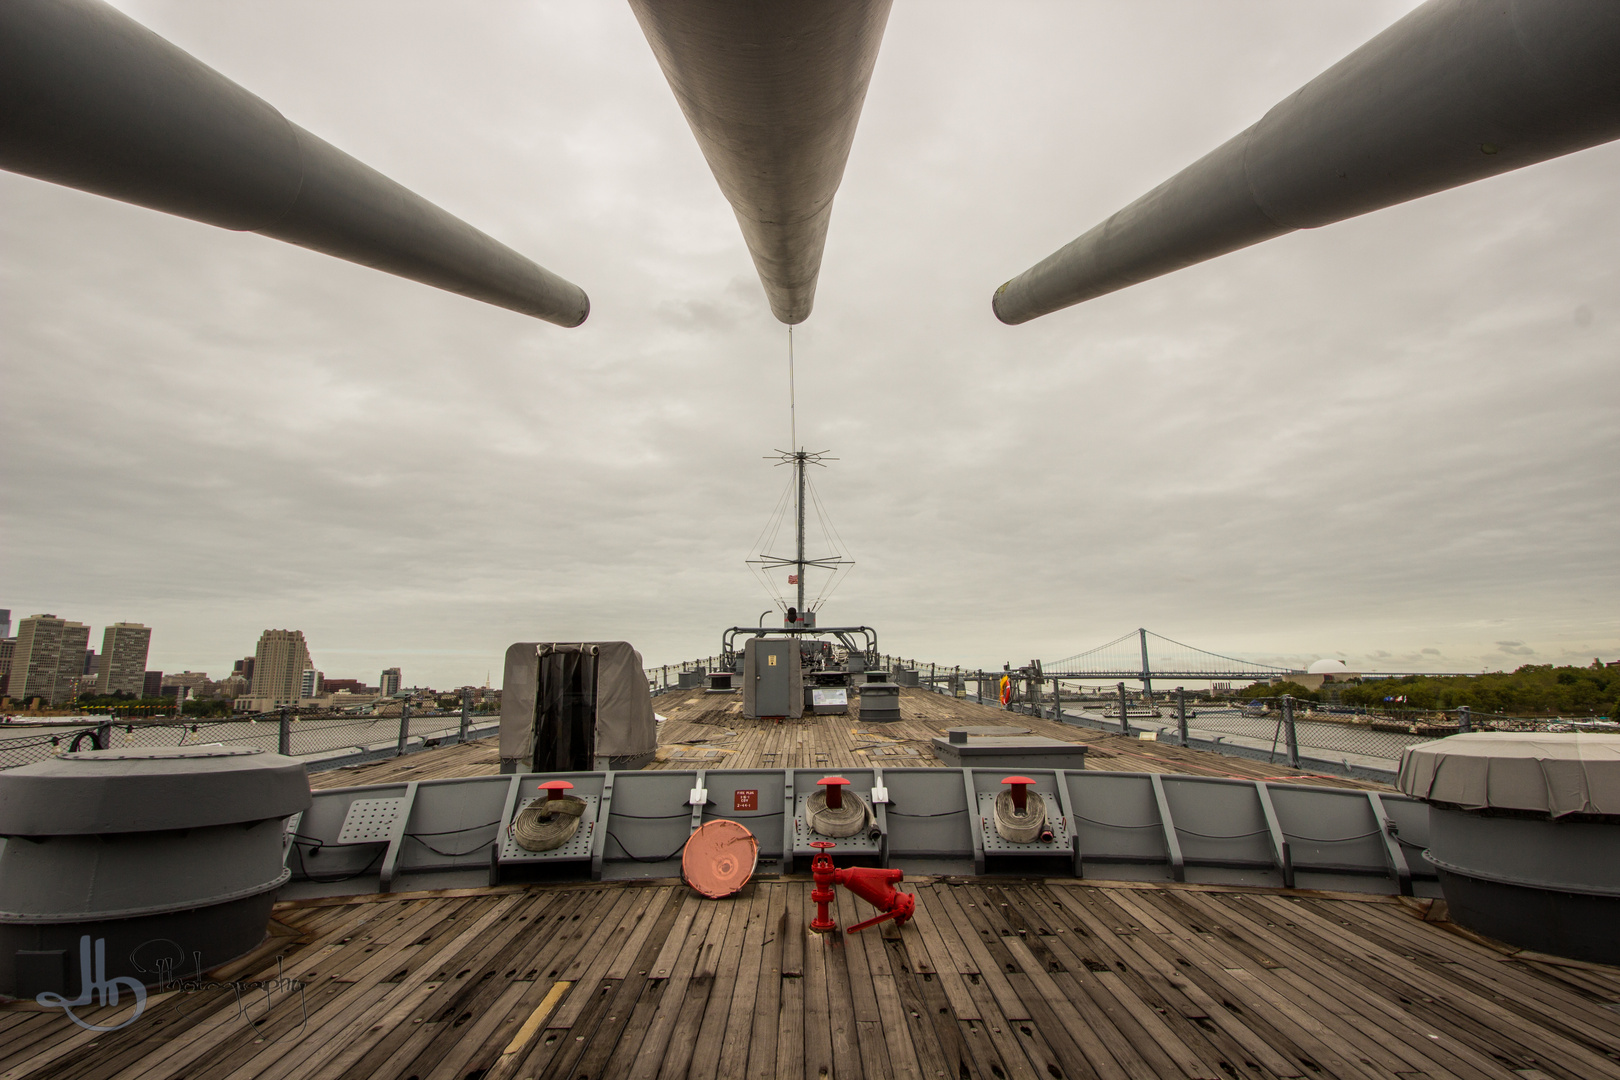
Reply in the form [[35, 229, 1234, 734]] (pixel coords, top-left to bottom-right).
[[1398, 732, 1620, 817], [0, 746, 311, 835]]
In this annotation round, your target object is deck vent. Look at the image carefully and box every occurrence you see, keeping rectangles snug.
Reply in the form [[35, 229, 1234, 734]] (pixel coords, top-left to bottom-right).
[[0, 746, 311, 999], [1398, 732, 1620, 964], [859, 683, 901, 722]]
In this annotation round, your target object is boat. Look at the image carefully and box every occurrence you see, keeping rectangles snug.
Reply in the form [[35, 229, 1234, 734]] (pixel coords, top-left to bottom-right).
[[1101, 702, 1164, 720]]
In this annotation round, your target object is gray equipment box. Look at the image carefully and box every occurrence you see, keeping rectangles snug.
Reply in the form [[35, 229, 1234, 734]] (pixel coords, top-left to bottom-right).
[[933, 733, 1089, 770], [744, 638, 803, 719]]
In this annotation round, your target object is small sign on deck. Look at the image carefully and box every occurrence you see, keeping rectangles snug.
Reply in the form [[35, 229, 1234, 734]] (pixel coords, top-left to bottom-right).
[[734, 789, 758, 811]]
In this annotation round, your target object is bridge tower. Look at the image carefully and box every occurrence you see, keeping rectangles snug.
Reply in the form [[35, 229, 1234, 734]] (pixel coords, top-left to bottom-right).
[[1138, 628, 1153, 701]]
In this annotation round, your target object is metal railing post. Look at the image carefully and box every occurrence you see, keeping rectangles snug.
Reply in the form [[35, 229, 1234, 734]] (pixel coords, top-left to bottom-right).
[[1117, 682, 1131, 736], [1282, 695, 1300, 768], [1457, 705, 1471, 734], [397, 700, 411, 757], [460, 688, 471, 742], [278, 707, 291, 756], [1177, 687, 1188, 746]]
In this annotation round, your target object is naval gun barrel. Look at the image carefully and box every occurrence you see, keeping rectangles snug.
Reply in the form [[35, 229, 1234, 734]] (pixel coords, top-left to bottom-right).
[[0, 0, 588, 326], [993, 0, 1620, 325], [629, 0, 893, 325]]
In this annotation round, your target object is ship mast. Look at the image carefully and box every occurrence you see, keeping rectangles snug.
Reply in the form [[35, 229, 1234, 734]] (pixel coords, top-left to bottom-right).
[[747, 447, 850, 621], [795, 448, 807, 616]]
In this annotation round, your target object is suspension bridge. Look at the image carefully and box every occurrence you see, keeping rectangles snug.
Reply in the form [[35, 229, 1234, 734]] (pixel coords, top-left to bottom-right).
[[1042, 629, 1293, 691]]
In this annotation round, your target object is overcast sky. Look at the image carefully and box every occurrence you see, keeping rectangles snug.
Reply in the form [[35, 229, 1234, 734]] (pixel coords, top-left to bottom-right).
[[4, 1, 1616, 688]]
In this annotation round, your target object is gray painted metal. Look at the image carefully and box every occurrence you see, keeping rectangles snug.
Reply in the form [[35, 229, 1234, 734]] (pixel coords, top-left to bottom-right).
[[993, 0, 1620, 323], [932, 735, 1089, 771], [0, 0, 588, 326], [0, 747, 310, 998], [0, 746, 309, 834], [628, 0, 893, 324], [279, 767, 1438, 901], [1423, 806, 1620, 964], [744, 638, 802, 719]]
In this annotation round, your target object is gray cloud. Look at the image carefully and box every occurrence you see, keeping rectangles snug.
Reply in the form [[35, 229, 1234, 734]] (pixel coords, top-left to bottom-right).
[[2, 1, 1616, 686]]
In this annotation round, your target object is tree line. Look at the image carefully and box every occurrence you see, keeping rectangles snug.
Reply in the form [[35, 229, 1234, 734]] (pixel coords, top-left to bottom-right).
[[1235, 663, 1618, 717]]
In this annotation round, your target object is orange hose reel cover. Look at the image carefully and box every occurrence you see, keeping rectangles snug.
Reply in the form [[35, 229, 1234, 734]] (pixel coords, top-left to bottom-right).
[[682, 818, 759, 898]]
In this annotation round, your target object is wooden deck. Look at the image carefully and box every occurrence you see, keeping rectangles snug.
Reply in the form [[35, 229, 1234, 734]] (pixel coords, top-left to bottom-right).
[[5, 877, 1617, 1080], [314, 688, 1385, 790], [310, 733, 503, 789]]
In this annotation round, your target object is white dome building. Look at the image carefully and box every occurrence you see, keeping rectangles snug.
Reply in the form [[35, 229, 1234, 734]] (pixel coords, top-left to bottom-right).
[[1297, 658, 1362, 691]]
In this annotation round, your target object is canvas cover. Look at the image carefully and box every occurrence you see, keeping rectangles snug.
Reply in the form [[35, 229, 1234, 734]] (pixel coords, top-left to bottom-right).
[[1398, 731, 1620, 817], [500, 641, 658, 768]]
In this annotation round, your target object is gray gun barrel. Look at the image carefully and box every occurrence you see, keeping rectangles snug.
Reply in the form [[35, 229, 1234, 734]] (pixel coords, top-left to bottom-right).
[[629, 0, 893, 325], [0, 0, 588, 327], [993, 0, 1620, 325]]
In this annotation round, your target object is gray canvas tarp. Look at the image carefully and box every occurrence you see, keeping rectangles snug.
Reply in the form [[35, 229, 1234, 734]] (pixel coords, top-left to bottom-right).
[[1398, 731, 1620, 817], [500, 641, 658, 768]]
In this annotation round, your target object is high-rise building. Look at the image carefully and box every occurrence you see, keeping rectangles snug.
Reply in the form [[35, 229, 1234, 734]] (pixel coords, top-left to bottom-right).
[[10, 615, 91, 705], [248, 630, 312, 708], [232, 656, 255, 683], [82, 649, 98, 676], [57, 621, 90, 704], [380, 667, 403, 697], [143, 671, 164, 698], [0, 610, 10, 639], [96, 622, 152, 698], [300, 668, 321, 699], [0, 637, 14, 698]]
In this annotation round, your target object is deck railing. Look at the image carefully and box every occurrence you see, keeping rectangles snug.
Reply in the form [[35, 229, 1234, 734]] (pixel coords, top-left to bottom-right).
[[0, 695, 499, 773]]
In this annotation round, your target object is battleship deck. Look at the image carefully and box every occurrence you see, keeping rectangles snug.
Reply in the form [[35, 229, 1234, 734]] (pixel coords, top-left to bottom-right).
[[312, 687, 1387, 791], [3, 877, 1618, 1080]]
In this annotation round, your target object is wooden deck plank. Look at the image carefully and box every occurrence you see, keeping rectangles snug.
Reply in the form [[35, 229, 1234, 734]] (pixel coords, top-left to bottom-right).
[[357, 687, 1387, 789], [657, 898, 737, 1080], [6, 876, 1618, 1080], [743, 882, 788, 1080], [620, 896, 719, 1080], [1047, 885, 1301, 1079], [1250, 893, 1620, 1080], [1013, 885, 1231, 1080], [689, 888, 764, 1080], [1171, 890, 1511, 1080], [1105, 889, 1394, 1080]]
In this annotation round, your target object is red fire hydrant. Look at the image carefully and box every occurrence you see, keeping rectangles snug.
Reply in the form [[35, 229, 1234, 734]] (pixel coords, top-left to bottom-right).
[[808, 841, 915, 934], [809, 841, 839, 932], [836, 866, 915, 933]]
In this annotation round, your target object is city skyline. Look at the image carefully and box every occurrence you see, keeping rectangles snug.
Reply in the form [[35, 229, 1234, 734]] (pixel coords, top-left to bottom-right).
[[0, 612, 443, 703]]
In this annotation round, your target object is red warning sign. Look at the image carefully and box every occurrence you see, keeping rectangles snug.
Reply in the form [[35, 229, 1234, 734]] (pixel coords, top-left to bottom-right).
[[734, 789, 758, 812]]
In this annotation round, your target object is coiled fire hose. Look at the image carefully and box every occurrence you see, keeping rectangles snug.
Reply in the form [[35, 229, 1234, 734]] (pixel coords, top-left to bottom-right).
[[511, 795, 587, 851], [993, 789, 1050, 843], [806, 788, 875, 839]]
